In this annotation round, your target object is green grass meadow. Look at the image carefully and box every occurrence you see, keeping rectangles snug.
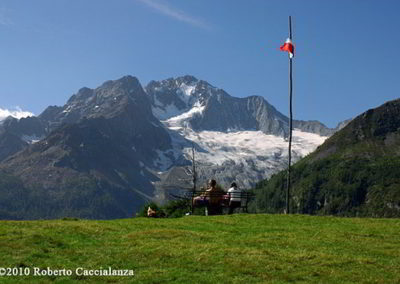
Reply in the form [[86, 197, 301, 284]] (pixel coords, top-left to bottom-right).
[[0, 214, 399, 283]]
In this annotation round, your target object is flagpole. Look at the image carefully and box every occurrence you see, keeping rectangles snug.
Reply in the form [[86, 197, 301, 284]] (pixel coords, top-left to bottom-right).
[[286, 16, 293, 214], [191, 143, 197, 214]]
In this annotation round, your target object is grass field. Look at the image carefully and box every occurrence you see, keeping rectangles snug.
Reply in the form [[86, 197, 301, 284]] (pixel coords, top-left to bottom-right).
[[0, 214, 399, 283]]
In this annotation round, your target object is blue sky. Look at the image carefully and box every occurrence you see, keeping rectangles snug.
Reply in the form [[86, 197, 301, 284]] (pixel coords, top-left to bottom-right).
[[0, 0, 399, 127]]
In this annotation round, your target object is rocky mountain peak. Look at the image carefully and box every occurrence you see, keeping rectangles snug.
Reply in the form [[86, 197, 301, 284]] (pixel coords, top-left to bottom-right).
[[38, 75, 151, 131], [146, 76, 206, 121], [175, 75, 199, 85], [68, 87, 94, 103], [98, 75, 142, 94], [68, 75, 144, 107], [148, 75, 199, 90]]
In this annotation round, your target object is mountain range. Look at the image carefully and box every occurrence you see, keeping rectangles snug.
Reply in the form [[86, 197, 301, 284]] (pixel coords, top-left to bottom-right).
[[0, 75, 341, 219]]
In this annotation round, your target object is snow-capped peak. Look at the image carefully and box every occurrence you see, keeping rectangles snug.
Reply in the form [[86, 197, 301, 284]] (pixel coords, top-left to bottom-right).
[[147, 77, 210, 122]]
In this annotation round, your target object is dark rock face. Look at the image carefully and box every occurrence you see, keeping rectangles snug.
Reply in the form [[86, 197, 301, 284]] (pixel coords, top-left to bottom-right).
[[0, 132, 28, 162], [293, 120, 334, 137], [146, 78, 191, 112], [2, 117, 158, 218], [1, 116, 46, 137], [0, 116, 47, 161], [188, 94, 289, 136]]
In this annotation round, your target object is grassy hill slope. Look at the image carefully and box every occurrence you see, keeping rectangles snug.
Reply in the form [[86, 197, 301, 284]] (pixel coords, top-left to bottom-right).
[[0, 214, 399, 283], [254, 99, 400, 217]]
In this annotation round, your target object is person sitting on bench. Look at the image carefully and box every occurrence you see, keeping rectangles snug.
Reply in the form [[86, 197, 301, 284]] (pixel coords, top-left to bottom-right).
[[204, 179, 224, 215], [227, 182, 242, 214]]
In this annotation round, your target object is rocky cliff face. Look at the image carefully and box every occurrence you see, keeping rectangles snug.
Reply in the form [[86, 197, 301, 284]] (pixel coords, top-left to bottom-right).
[[0, 116, 47, 161]]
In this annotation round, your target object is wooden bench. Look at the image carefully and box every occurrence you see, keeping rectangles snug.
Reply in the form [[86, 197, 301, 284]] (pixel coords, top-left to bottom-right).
[[186, 190, 254, 215]]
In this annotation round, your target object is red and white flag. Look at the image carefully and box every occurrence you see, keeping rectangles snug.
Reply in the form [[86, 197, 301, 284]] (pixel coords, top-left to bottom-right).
[[280, 38, 294, 58]]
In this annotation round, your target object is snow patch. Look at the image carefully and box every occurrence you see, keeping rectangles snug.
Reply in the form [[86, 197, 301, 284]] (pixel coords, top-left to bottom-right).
[[178, 83, 195, 104], [164, 102, 205, 128], [62, 105, 73, 114], [152, 103, 183, 121]]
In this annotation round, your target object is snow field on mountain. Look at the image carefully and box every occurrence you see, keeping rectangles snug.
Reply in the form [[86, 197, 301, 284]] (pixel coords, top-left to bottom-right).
[[182, 129, 327, 167]]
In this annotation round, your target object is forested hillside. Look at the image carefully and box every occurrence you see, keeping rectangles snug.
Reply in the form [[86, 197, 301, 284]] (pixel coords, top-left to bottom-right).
[[254, 99, 400, 217]]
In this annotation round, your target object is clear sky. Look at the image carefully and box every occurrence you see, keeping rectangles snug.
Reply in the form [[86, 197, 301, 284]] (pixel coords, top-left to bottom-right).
[[1, 0, 399, 127]]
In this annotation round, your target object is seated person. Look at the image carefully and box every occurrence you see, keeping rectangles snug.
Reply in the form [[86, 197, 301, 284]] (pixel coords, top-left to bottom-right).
[[227, 182, 242, 214], [205, 179, 224, 215]]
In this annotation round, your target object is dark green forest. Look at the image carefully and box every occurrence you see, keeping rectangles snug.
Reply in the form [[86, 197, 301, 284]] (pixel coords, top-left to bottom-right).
[[253, 156, 400, 217]]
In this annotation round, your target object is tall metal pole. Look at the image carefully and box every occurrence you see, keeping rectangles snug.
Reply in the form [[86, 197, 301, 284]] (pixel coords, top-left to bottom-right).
[[192, 143, 197, 193], [286, 16, 293, 214], [190, 143, 197, 214]]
